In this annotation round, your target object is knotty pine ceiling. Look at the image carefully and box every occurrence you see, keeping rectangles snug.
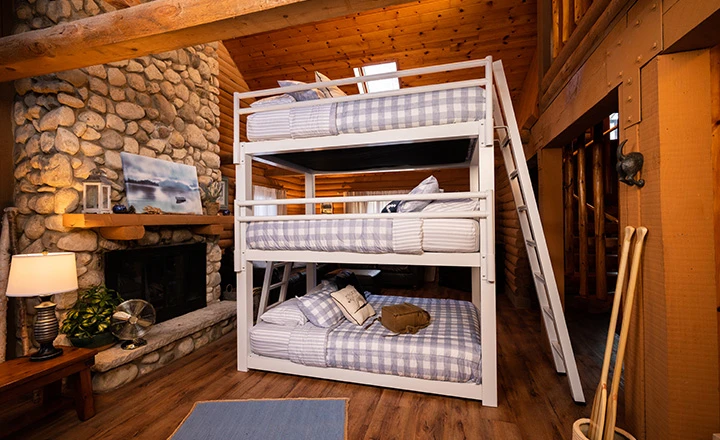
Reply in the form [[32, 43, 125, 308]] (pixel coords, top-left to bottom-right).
[[223, 0, 537, 103]]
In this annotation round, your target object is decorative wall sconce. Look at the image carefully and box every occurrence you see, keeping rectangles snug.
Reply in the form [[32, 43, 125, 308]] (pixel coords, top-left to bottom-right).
[[616, 139, 645, 188]]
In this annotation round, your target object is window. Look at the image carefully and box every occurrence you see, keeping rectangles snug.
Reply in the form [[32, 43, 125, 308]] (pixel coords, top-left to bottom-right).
[[252, 186, 286, 216], [353, 62, 400, 94], [609, 113, 619, 141], [344, 190, 405, 213]]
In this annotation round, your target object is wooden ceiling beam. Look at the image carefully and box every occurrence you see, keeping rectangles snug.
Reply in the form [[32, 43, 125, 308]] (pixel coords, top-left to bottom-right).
[[103, 0, 143, 10], [0, 0, 408, 82]]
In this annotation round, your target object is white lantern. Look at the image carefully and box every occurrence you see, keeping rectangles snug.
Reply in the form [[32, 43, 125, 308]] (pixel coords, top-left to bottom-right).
[[82, 170, 112, 214]]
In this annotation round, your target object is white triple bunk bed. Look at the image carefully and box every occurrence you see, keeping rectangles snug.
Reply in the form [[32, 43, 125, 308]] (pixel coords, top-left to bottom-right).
[[233, 57, 584, 407]]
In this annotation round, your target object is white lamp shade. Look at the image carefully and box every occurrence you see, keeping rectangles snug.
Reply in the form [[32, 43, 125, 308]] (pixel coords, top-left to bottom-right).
[[6, 252, 78, 297]]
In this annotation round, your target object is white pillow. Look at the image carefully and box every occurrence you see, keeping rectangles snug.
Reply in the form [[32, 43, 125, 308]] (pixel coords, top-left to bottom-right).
[[422, 198, 478, 212], [250, 94, 296, 108], [315, 71, 347, 98], [277, 80, 326, 101], [397, 175, 440, 213], [331, 285, 375, 325], [259, 298, 307, 327]]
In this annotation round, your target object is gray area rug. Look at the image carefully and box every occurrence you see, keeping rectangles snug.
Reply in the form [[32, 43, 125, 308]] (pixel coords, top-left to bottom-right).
[[169, 398, 348, 440]]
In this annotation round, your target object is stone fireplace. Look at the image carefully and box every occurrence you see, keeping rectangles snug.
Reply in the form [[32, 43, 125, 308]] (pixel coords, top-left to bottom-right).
[[8, 1, 237, 392]]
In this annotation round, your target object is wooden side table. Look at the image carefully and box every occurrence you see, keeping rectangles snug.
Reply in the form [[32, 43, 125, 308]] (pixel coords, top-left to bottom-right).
[[0, 346, 97, 436]]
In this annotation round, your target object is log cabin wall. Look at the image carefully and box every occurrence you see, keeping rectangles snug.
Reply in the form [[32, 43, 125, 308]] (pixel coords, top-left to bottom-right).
[[531, 0, 720, 437], [0, 2, 14, 211]]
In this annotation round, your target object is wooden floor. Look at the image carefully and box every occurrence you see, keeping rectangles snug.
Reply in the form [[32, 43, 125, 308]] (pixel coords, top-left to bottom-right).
[[15, 285, 620, 440]]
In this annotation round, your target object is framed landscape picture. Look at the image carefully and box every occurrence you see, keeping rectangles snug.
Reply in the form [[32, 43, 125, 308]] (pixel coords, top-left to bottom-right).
[[120, 152, 203, 214]]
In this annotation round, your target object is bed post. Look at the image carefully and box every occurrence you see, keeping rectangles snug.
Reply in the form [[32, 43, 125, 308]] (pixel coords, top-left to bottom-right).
[[235, 92, 253, 372], [479, 60, 498, 405], [305, 173, 317, 290]]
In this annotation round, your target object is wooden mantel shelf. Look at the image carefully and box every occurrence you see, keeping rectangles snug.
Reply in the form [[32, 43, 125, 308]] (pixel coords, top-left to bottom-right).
[[63, 214, 233, 240]]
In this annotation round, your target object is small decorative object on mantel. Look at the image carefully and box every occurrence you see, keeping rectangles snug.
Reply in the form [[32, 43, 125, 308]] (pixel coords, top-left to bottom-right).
[[220, 209, 231, 216], [143, 206, 163, 215], [616, 139, 645, 188], [200, 181, 223, 216], [83, 170, 112, 214], [112, 204, 132, 214]]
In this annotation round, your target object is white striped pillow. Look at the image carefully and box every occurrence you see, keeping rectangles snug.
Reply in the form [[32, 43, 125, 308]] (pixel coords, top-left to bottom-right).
[[259, 298, 307, 327]]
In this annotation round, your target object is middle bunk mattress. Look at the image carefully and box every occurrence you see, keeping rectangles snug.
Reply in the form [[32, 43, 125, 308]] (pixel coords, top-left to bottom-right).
[[246, 218, 480, 254], [250, 291, 483, 384]]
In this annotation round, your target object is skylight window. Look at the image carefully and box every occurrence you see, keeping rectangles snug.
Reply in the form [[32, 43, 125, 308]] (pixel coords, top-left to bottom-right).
[[353, 62, 400, 94]]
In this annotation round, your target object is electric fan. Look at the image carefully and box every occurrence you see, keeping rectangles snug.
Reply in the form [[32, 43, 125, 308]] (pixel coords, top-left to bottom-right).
[[111, 299, 156, 350]]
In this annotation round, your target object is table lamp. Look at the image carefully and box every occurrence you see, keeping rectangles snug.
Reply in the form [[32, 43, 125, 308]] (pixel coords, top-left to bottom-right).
[[6, 252, 78, 361]]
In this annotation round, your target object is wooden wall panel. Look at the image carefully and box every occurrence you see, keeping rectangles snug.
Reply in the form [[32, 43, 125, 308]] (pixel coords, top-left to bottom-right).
[[712, 44, 720, 417], [621, 51, 720, 440]]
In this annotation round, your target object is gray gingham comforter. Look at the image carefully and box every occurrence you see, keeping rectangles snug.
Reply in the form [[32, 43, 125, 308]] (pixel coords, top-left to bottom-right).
[[292, 294, 483, 383]]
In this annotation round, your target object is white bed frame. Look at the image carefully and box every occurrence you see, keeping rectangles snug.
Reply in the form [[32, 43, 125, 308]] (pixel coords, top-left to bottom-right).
[[233, 57, 499, 406]]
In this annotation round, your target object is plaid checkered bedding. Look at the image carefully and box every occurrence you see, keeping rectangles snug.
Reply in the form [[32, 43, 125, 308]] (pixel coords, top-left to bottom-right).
[[336, 87, 485, 134], [326, 294, 482, 383], [246, 219, 423, 254], [245, 87, 485, 141]]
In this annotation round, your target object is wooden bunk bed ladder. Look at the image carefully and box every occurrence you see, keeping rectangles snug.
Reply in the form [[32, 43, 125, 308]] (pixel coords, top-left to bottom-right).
[[492, 60, 586, 404]]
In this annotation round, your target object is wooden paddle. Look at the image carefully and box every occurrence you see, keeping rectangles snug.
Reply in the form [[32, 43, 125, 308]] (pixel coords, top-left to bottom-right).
[[603, 226, 648, 440], [587, 226, 635, 440]]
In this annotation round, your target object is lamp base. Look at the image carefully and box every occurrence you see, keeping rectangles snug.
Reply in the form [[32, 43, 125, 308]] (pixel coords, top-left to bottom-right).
[[30, 344, 63, 361], [31, 296, 62, 362]]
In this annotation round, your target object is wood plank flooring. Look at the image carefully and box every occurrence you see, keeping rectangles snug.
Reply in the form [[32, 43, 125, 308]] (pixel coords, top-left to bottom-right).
[[12, 285, 620, 440]]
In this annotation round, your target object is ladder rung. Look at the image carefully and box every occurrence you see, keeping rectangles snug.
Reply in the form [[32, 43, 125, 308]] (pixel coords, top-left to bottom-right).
[[542, 306, 555, 322], [501, 136, 511, 148], [269, 281, 286, 289], [533, 271, 546, 284], [271, 262, 286, 268], [551, 341, 565, 361], [509, 170, 518, 179], [517, 204, 527, 212], [525, 238, 536, 247]]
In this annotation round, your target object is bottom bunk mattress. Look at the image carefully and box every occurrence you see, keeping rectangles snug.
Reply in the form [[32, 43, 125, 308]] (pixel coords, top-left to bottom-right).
[[250, 294, 482, 383], [246, 218, 479, 254]]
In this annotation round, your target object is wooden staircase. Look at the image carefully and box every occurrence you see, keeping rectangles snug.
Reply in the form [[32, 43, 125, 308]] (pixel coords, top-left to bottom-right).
[[562, 118, 620, 310]]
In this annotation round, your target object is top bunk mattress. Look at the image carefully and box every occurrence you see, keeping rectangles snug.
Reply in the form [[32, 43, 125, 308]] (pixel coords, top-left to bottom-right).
[[246, 87, 486, 141]]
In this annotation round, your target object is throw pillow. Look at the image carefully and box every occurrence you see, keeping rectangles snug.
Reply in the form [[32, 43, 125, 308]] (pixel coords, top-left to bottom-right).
[[278, 80, 326, 101], [259, 298, 307, 327], [397, 175, 440, 213], [250, 93, 296, 108], [381, 200, 401, 213], [314, 71, 347, 98], [297, 292, 344, 328], [331, 286, 375, 325]]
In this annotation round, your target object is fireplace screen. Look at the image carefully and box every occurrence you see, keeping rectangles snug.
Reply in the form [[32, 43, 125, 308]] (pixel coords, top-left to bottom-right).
[[104, 243, 207, 323]]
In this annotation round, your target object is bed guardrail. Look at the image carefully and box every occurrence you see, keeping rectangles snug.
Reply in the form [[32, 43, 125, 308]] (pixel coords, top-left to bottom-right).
[[234, 56, 493, 103], [233, 190, 495, 282]]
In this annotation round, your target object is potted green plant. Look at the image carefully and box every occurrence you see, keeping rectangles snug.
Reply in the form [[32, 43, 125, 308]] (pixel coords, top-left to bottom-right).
[[200, 181, 223, 215], [60, 285, 124, 349]]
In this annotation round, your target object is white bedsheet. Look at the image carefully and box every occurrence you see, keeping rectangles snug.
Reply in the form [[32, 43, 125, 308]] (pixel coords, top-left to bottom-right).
[[423, 219, 479, 252]]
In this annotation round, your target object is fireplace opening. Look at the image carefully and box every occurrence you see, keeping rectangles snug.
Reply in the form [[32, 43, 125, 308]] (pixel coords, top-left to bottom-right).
[[104, 243, 207, 323]]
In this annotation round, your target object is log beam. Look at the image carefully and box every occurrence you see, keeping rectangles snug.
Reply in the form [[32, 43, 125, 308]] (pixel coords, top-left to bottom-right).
[[0, 0, 407, 82], [577, 137, 588, 298]]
